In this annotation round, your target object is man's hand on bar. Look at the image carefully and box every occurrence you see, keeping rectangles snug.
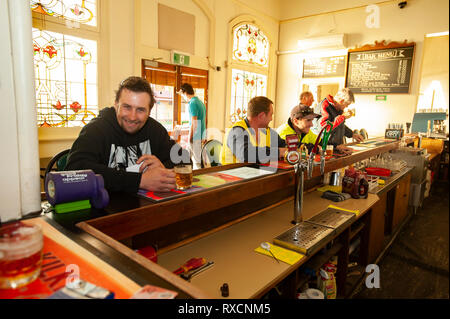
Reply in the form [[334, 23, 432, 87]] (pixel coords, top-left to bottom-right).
[[139, 166, 176, 192], [352, 133, 364, 143], [137, 154, 164, 173], [336, 144, 354, 155]]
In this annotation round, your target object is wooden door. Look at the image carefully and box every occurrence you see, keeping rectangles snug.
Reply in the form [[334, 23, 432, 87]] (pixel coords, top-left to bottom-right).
[[141, 60, 208, 136], [178, 66, 208, 129], [142, 61, 177, 132]]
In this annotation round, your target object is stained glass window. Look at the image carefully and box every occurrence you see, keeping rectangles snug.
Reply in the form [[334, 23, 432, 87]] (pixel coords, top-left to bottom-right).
[[232, 24, 269, 67], [230, 70, 267, 123], [230, 23, 270, 123], [30, 0, 97, 27], [33, 28, 98, 127]]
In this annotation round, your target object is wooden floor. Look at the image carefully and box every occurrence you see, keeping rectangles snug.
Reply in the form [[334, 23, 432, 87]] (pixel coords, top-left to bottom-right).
[[352, 180, 449, 299]]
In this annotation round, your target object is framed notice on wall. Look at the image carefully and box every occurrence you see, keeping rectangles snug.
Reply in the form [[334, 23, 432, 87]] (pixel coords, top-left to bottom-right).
[[345, 40, 415, 94], [302, 56, 346, 78]]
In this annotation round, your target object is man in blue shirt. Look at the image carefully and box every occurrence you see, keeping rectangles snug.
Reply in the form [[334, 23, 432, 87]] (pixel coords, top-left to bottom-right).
[[179, 83, 206, 169]]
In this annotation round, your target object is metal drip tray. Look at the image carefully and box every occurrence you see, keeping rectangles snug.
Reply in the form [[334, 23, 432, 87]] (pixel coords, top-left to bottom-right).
[[305, 207, 356, 234], [273, 222, 334, 256]]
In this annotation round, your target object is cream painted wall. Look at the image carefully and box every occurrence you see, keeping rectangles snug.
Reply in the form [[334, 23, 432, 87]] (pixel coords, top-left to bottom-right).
[[275, 0, 449, 138], [105, 0, 134, 107], [230, 0, 280, 21], [417, 35, 449, 113], [279, 0, 378, 21]]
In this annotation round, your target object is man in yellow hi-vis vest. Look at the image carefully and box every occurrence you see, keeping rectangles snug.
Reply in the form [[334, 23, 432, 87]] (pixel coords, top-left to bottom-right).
[[220, 96, 287, 165], [277, 103, 321, 153]]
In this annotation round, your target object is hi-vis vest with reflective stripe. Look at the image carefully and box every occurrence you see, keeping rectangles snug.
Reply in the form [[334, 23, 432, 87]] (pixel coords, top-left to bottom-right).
[[276, 123, 318, 145], [220, 119, 271, 165]]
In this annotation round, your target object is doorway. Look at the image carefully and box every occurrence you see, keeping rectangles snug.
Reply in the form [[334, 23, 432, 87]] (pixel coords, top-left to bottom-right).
[[141, 60, 208, 147]]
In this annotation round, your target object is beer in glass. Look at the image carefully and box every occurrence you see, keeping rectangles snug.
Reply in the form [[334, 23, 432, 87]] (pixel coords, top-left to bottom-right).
[[174, 164, 193, 190], [326, 145, 334, 156]]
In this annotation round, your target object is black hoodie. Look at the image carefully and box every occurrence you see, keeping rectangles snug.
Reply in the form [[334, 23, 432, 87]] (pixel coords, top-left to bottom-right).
[[66, 107, 182, 193]]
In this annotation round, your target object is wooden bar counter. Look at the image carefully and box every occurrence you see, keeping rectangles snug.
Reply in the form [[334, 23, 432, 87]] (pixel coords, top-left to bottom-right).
[[39, 137, 413, 298], [156, 192, 379, 298]]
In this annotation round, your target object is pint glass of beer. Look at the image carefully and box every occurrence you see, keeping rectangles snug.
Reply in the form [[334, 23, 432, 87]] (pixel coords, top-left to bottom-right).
[[0, 222, 44, 289], [326, 145, 334, 157], [174, 164, 193, 190]]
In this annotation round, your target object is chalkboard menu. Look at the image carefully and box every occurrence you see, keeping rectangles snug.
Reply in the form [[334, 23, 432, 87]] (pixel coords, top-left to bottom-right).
[[345, 41, 415, 94], [303, 56, 346, 78]]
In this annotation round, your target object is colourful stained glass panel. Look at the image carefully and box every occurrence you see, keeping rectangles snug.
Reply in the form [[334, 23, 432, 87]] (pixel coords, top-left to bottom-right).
[[30, 0, 97, 27], [232, 24, 269, 67], [230, 69, 267, 123], [33, 28, 98, 127]]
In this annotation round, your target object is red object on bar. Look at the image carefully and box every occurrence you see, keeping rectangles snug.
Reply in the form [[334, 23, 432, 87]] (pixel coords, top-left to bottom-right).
[[173, 257, 206, 275], [365, 167, 392, 177], [135, 245, 157, 263], [285, 134, 299, 151], [314, 154, 332, 162]]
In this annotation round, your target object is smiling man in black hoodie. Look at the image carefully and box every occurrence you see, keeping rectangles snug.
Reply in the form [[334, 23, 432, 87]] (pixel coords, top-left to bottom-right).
[[66, 76, 188, 193]]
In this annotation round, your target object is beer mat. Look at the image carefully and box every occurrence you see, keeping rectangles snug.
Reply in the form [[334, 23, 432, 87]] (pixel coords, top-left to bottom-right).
[[347, 145, 370, 151], [259, 161, 293, 170], [316, 185, 343, 193], [332, 152, 348, 157], [254, 243, 304, 265], [138, 186, 203, 202], [193, 172, 242, 188], [327, 204, 360, 216], [0, 235, 135, 299], [355, 143, 376, 148], [358, 139, 392, 147], [130, 284, 178, 299], [220, 166, 275, 179]]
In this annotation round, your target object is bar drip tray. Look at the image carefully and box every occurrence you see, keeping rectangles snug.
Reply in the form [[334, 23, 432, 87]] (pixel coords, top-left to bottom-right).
[[306, 207, 356, 234], [274, 207, 356, 255], [274, 222, 334, 256]]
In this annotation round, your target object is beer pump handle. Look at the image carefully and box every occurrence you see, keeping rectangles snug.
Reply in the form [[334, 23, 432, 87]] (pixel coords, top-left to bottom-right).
[[321, 121, 333, 151]]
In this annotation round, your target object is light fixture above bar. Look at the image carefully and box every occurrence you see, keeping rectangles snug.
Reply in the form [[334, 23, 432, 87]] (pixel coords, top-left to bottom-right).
[[426, 31, 449, 37]]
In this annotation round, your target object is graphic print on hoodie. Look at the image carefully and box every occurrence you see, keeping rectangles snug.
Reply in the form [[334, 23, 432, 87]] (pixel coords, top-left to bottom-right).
[[108, 141, 152, 170]]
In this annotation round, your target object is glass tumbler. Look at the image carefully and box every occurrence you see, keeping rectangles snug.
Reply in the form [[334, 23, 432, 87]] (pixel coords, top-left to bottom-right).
[[0, 222, 44, 289]]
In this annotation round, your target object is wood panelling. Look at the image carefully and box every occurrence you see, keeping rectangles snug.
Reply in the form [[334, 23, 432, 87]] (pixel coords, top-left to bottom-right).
[[80, 170, 295, 241], [368, 192, 387, 263], [392, 174, 411, 231]]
